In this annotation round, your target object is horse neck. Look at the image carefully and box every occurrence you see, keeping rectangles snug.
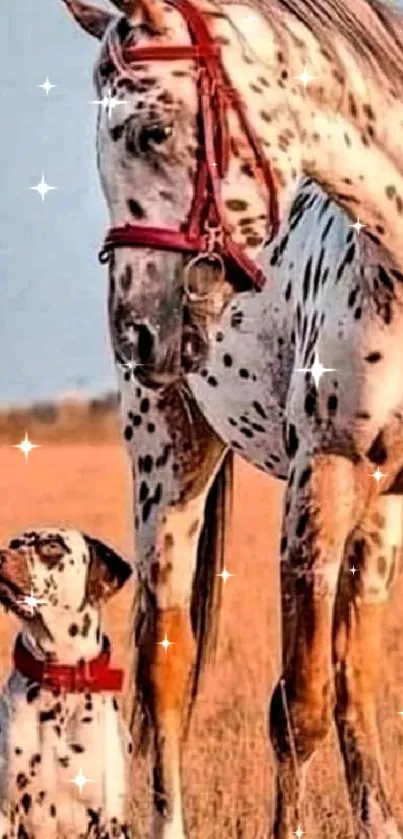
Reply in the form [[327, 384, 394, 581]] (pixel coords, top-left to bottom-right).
[[207, 2, 403, 270]]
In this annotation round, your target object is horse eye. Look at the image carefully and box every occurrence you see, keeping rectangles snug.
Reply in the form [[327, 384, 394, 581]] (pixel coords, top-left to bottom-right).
[[138, 123, 173, 154]]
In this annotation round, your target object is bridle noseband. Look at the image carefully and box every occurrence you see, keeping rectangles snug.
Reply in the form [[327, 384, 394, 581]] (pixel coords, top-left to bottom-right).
[[99, 0, 280, 292]]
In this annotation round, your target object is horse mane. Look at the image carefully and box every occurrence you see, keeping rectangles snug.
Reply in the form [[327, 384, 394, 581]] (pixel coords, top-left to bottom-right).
[[224, 0, 403, 98]]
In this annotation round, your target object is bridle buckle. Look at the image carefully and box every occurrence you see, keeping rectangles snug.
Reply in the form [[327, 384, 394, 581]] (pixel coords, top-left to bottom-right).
[[202, 220, 225, 255]]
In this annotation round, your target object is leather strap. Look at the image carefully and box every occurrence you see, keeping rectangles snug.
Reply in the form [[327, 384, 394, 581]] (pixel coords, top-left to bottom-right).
[[101, 0, 279, 292], [14, 634, 124, 693]]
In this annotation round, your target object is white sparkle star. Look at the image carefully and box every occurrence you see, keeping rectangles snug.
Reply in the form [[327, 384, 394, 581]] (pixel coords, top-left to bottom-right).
[[30, 175, 56, 202], [350, 217, 366, 236], [90, 89, 128, 119], [158, 635, 174, 653], [297, 353, 335, 389], [398, 710, 403, 717], [119, 353, 145, 377], [217, 567, 233, 584], [371, 467, 388, 484], [295, 67, 315, 88], [69, 768, 93, 794], [19, 589, 48, 615], [211, 162, 218, 167], [294, 826, 304, 839], [13, 433, 39, 461], [350, 565, 357, 576], [38, 77, 56, 96]]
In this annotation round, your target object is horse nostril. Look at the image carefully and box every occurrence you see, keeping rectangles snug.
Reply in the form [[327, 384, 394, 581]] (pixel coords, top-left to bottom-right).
[[137, 324, 155, 364]]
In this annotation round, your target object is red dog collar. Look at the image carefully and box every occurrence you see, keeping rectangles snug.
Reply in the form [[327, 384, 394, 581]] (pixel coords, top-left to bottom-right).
[[14, 634, 124, 693]]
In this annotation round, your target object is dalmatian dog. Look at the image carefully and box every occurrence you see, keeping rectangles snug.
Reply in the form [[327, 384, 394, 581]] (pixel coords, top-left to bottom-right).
[[0, 528, 133, 839]]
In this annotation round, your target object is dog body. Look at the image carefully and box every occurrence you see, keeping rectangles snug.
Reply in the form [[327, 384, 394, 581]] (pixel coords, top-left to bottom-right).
[[0, 528, 133, 839]]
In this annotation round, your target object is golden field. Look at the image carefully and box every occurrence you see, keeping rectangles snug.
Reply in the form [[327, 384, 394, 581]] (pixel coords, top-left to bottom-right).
[[0, 397, 402, 838]]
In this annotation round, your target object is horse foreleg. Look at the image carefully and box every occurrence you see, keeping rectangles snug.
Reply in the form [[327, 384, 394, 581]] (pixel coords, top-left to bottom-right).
[[333, 494, 403, 839], [122, 382, 230, 839], [269, 451, 366, 838]]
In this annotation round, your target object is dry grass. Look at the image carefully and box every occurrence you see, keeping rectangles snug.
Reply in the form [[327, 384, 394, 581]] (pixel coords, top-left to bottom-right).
[[0, 408, 402, 838]]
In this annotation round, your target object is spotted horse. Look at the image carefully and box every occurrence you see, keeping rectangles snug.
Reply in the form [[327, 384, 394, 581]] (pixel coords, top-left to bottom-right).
[[61, 0, 403, 837]]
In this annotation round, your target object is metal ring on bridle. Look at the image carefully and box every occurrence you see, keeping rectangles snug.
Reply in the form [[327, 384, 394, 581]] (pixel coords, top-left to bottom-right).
[[183, 251, 226, 302]]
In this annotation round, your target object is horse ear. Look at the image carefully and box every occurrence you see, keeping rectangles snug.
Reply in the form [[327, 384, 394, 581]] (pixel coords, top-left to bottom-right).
[[109, 0, 165, 33], [61, 0, 113, 39], [84, 535, 133, 603]]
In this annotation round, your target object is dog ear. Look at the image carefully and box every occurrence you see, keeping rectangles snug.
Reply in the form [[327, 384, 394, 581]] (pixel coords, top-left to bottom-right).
[[84, 535, 132, 604]]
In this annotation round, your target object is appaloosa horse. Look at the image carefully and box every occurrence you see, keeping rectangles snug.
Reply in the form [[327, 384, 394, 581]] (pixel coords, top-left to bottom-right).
[[61, 1, 403, 837]]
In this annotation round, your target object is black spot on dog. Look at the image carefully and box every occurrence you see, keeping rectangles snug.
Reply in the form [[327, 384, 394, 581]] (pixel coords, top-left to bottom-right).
[[21, 794, 32, 815], [16, 773, 28, 791], [70, 743, 85, 753], [39, 709, 57, 723], [81, 613, 91, 638], [68, 623, 79, 637], [364, 351, 382, 363], [26, 684, 41, 704]]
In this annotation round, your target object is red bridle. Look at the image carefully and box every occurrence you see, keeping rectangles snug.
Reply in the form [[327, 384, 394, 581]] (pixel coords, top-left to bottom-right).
[[99, 0, 280, 292]]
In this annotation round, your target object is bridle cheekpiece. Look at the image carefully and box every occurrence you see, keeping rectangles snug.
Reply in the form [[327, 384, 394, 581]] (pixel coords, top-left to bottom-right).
[[99, 0, 280, 292]]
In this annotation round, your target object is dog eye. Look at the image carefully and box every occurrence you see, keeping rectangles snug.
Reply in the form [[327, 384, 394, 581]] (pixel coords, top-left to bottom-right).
[[40, 542, 64, 562], [137, 123, 173, 154], [9, 539, 24, 549]]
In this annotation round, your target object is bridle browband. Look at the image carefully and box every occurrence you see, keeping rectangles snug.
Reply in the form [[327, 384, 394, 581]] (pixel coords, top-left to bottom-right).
[[99, 0, 280, 291]]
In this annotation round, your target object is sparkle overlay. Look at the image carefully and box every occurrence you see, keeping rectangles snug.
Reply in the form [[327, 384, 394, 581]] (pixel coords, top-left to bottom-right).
[[119, 353, 146, 378], [295, 68, 314, 87], [69, 769, 94, 794], [8, 6, 403, 838], [158, 635, 174, 653], [90, 88, 128, 119], [13, 433, 39, 461], [350, 217, 366, 235], [38, 77, 56, 96], [297, 353, 335, 389], [30, 175, 57, 202], [371, 467, 388, 484], [217, 567, 233, 584], [19, 590, 48, 614]]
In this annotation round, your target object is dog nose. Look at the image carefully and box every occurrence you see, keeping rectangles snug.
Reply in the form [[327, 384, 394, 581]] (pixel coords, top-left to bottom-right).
[[0, 549, 31, 589]]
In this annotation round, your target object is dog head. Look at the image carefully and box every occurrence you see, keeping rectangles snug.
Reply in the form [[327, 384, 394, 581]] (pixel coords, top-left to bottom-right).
[[0, 528, 133, 659]]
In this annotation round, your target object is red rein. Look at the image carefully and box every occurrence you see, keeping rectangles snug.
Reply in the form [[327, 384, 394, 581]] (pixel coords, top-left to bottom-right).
[[100, 0, 279, 292]]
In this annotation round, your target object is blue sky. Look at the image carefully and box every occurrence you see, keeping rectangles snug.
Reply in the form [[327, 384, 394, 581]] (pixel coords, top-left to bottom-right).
[[1, 0, 115, 405]]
